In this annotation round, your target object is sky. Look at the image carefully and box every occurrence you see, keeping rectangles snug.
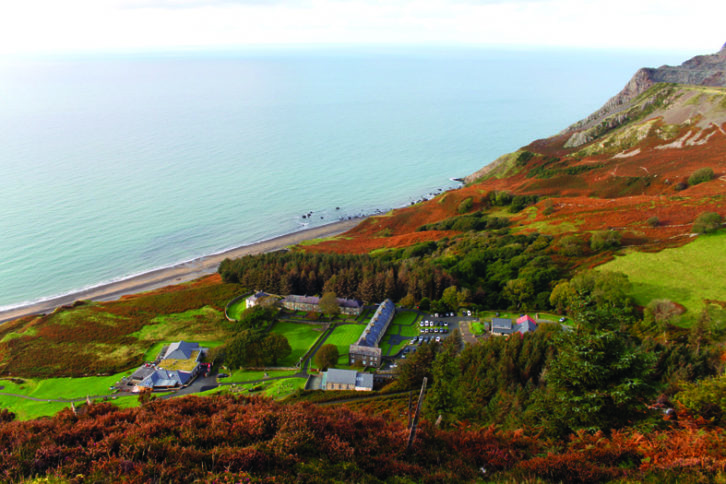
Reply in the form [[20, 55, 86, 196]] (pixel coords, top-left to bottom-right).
[[0, 0, 723, 55]]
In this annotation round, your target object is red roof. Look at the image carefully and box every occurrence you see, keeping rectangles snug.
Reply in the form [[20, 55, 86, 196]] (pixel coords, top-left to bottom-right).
[[516, 315, 536, 325]]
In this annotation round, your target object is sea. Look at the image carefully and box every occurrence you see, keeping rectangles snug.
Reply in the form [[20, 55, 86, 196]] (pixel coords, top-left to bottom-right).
[[0, 46, 696, 310]]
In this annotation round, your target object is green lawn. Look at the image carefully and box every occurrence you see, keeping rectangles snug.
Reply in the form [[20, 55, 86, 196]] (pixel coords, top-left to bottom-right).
[[226, 298, 248, 321], [227, 377, 306, 400], [380, 336, 410, 356], [262, 378, 306, 399], [391, 311, 418, 327], [269, 321, 325, 367], [470, 321, 486, 335], [600, 230, 726, 323], [325, 324, 365, 354], [0, 372, 132, 420], [221, 369, 298, 383]]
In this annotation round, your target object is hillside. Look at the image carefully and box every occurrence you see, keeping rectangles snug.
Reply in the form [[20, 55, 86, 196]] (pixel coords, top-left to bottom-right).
[[306, 46, 726, 261]]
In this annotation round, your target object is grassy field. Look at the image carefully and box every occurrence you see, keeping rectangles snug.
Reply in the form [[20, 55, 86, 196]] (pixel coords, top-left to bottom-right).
[[132, 306, 228, 342], [324, 324, 365, 363], [221, 369, 298, 383], [0, 371, 132, 420], [226, 298, 248, 321], [225, 377, 306, 400], [269, 321, 325, 367], [601, 230, 726, 323]]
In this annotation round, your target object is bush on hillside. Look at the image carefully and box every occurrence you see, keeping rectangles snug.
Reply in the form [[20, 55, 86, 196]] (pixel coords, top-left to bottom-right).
[[647, 216, 660, 227], [692, 211, 722, 234], [559, 235, 585, 256], [590, 230, 622, 251], [688, 167, 714, 186], [457, 197, 473, 214]]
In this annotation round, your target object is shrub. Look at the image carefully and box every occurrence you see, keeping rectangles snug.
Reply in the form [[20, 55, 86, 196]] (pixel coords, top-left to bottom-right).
[[457, 197, 473, 214], [559, 235, 585, 257], [692, 211, 722, 234], [515, 150, 535, 166], [590, 230, 622, 251], [542, 199, 555, 216], [677, 374, 726, 424], [647, 216, 660, 227], [674, 181, 688, 191], [688, 167, 714, 186]]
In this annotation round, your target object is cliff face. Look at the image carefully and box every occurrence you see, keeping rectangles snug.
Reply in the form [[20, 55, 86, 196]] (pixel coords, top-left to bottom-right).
[[564, 43, 726, 147]]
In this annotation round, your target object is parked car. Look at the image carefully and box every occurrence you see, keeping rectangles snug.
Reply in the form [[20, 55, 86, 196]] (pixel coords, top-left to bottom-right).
[[435, 336, 441, 343], [559, 317, 567, 322], [217, 373, 229, 379]]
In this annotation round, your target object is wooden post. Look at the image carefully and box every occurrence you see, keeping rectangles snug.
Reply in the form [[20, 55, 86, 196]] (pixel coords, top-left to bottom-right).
[[406, 377, 427, 451], [407, 390, 413, 429]]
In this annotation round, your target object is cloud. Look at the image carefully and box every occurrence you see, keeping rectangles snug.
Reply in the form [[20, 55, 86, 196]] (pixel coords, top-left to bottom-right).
[[0, 0, 722, 55], [117, 0, 307, 8]]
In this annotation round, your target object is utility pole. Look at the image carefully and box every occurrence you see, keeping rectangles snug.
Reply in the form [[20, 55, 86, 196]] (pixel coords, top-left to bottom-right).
[[406, 377, 427, 451]]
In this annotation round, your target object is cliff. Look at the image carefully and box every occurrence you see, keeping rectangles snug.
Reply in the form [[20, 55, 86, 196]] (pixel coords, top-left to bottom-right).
[[564, 43, 726, 147]]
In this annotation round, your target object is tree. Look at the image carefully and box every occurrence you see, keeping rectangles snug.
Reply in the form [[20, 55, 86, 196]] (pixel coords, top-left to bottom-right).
[[692, 211, 722, 234], [263, 333, 292, 366], [502, 278, 535, 310], [425, 340, 464, 427], [225, 330, 265, 368], [559, 235, 585, 256], [395, 340, 437, 389], [238, 305, 277, 330], [314, 344, 339, 370], [688, 167, 714, 186], [440, 286, 460, 311], [545, 329, 655, 433], [225, 331, 291, 368], [549, 280, 576, 314], [319, 292, 341, 318]]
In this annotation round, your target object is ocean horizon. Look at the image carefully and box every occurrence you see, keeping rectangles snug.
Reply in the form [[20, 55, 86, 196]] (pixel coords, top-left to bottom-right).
[[0, 46, 695, 310]]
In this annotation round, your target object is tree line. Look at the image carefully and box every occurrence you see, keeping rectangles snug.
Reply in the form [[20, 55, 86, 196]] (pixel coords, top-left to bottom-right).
[[219, 231, 563, 311]]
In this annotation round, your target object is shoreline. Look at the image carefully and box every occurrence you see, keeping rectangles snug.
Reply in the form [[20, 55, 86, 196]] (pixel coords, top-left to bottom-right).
[[0, 218, 363, 324]]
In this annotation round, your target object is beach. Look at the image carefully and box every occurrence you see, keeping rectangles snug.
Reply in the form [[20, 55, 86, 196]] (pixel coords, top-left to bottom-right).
[[0, 218, 362, 324]]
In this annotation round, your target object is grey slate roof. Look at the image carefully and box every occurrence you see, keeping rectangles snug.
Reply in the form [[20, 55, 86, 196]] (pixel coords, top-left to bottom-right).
[[282, 295, 363, 309], [130, 365, 155, 382], [163, 341, 200, 360], [357, 299, 395, 347], [355, 372, 374, 390], [324, 368, 358, 386], [491, 318, 513, 334], [139, 369, 191, 388]]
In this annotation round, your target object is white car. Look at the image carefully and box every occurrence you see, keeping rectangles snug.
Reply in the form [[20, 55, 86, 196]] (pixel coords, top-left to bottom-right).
[[435, 336, 441, 343]]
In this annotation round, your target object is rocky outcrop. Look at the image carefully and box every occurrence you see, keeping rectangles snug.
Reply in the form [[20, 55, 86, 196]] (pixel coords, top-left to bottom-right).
[[565, 43, 726, 147]]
